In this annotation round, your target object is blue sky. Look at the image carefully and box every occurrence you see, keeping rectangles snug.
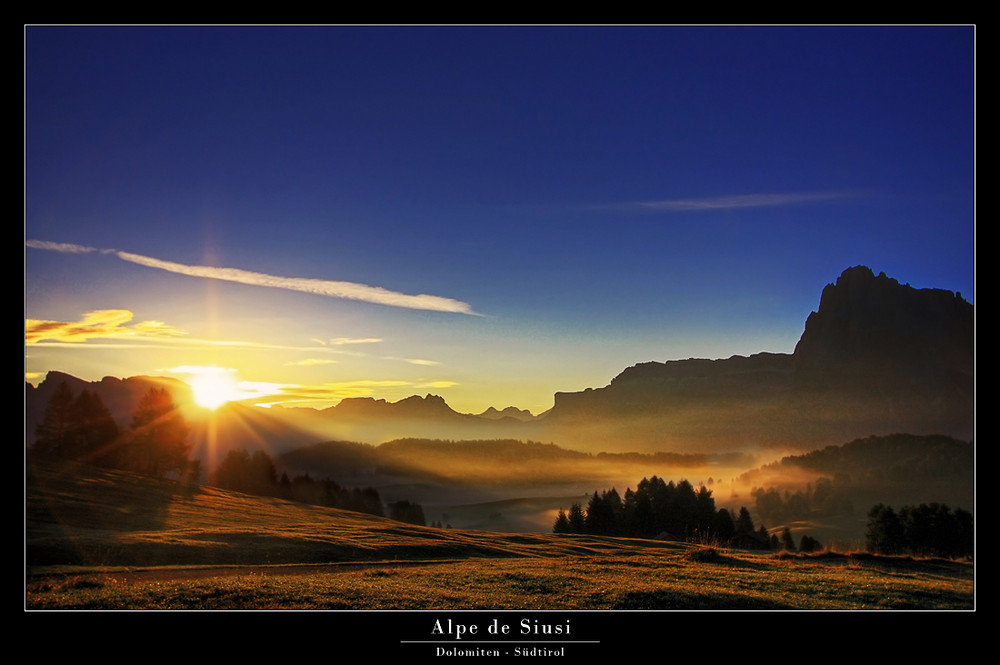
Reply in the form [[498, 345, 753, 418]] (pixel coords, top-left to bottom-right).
[[25, 25, 975, 414]]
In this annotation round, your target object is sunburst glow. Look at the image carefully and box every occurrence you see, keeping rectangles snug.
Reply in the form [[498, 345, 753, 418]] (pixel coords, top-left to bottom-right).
[[185, 366, 244, 410]]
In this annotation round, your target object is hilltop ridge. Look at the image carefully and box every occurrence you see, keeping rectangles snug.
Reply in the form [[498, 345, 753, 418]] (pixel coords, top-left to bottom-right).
[[543, 266, 973, 451], [26, 265, 974, 456]]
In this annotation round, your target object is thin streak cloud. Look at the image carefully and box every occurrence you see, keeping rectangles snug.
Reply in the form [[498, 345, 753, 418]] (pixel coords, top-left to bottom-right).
[[284, 358, 338, 367], [633, 191, 856, 212], [26, 240, 477, 315]]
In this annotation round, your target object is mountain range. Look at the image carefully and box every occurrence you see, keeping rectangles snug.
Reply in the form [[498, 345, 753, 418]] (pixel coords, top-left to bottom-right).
[[25, 265, 974, 462], [545, 266, 972, 451]]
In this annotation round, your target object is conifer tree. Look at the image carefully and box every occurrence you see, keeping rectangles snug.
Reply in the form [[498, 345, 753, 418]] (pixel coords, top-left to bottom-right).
[[70, 389, 120, 466], [553, 509, 571, 534], [33, 382, 119, 466], [33, 380, 75, 457], [124, 387, 191, 477], [713, 508, 736, 544], [781, 526, 796, 552], [568, 503, 586, 533], [735, 506, 755, 535]]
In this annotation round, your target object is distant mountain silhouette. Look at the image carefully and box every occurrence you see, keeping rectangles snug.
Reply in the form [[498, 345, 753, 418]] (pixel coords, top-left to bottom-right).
[[24, 371, 322, 469], [793, 265, 972, 394], [325, 394, 463, 420], [25, 371, 192, 447], [25, 266, 974, 458], [279, 393, 535, 445], [25, 374, 533, 465], [542, 266, 973, 452], [476, 406, 537, 422]]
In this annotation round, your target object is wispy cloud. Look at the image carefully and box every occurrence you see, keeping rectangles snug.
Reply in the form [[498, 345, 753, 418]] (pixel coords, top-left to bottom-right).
[[396, 357, 440, 366], [25, 309, 187, 344], [330, 337, 383, 345], [25, 240, 101, 254], [631, 191, 856, 212], [284, 358, 338, 367], [26, 239, 477, 315]]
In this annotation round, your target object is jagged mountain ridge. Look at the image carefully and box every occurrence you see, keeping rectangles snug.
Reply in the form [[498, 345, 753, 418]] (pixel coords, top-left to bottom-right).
[[476, 406, 537, 422], [544, 266, 973, 451], [26, 265, 973, 457], [24, 374, 538, 466], [793, 265, 973, 392]]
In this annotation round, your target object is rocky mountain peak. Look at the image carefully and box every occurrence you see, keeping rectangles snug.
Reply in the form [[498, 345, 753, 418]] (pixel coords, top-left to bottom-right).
[[792, 265, 973, 390]]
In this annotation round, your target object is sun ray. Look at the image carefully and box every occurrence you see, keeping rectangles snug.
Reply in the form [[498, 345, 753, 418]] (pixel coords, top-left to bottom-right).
[[179, 366, 245, 410]]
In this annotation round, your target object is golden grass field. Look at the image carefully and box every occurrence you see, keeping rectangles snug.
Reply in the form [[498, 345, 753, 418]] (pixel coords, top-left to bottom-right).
[[25, 458, 974, 611]]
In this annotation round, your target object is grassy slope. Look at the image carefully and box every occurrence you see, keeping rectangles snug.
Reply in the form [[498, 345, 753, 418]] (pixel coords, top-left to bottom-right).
[[25, 458, 974, 610]]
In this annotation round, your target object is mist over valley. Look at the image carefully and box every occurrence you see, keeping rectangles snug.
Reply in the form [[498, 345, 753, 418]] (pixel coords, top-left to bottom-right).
[[25, 266, 974, 546]]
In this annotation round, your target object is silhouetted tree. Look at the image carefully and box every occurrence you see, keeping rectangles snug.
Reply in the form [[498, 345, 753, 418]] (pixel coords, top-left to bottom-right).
[[693, 484, 717, 539], [568, 503, 586, 533], [212, 449, 279, 496], [553, 509, 571, 534], [559, 477, 725, 542], [71, 390, 120, 466], [349, 486, 385, 517], [713, 508, 736, 545], [585, 489, 622, 535], [735, 506, 755, 535], [33, 383, 120, 466], [670, 480, 699, 538], [624, 488, 655, 538], [33, 380, 77, 458], [898, 503, 974, 558], [781, 526, 796, 552], [123, 387, 191, 477], [389, 500, 426, 526], [799, 534, 823, 553], [950, 507, 974, 558], [278, 471, 293, 499], [865, 503, 905, 554]]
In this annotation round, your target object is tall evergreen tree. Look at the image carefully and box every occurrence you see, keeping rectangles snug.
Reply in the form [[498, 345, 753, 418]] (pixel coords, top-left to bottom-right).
[[568, 503, 586, 533], [123, 387, 191, 477], [389, 500, 426, 526], [553, 509, 571, 534], [781, 526, 796, 552], [33, 380, 75, 457], [735, 506, 755, 535], [713, 508, 736, 544], [866, 503, 905, 554], [69, 389, 120, 466], [212, 449, 279, 495], [33, 382, 119, 466]]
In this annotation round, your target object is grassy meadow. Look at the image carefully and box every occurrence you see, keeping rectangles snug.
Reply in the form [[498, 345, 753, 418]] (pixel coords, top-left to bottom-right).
[[25, 458, 974, 611]]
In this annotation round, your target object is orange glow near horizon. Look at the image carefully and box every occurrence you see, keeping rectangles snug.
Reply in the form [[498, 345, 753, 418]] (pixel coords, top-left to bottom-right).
[[184, 366, 247, 410]]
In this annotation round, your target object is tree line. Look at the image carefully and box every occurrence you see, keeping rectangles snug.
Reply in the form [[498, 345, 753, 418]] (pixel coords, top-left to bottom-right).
[[32, 380, 197, 480], [210, 448, 429, 525], [553, 476, 825, 553], [752, 477, 855, 525], [865, 502, 972, 558], [210, 448, 387, 518], [31, 382, 426, 526]]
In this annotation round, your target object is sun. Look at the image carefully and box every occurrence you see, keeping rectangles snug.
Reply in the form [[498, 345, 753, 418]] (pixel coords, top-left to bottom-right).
[[187, 367, 243, 410]]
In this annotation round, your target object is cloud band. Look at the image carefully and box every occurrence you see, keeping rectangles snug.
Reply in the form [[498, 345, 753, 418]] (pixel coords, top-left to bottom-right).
[[633, 191, 855, 212], [27, 240, 476, 315]]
